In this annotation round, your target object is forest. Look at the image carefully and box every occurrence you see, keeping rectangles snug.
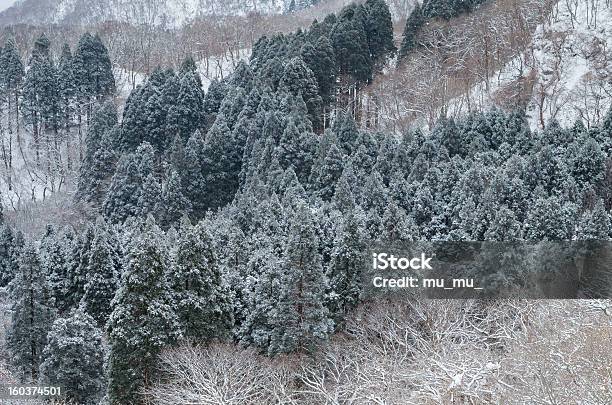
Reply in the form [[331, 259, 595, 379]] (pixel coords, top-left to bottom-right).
[[0, 0, 611, 404]]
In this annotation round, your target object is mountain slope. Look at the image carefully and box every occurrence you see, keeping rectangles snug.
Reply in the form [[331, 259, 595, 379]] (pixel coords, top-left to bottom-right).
[[0, 0, 321, 27]]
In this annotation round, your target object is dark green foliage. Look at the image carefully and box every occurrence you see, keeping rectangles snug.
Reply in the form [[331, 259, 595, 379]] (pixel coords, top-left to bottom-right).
[[39, 310, 105, 405], [399, 3, 425, 59], [363, 0, 396, 69], [201, 116, 241, 210], [279, 57, 324, 131], [76, 101, 119, 204], [72, 33, 115, 100], [166, 71, 204, 140], [157, 169, 192, 228], [7, 244, 55, 380], [170, 221, 233, 341], [312, 143, 345, 200], [300, 37, 337, 104], [331, 4, 373, 84], [0, 224, 20, 287], [80, 224, 119, 326], [202, 78, 227, 129], [268, 203, 333, 354], [107, 219, 180, 404]]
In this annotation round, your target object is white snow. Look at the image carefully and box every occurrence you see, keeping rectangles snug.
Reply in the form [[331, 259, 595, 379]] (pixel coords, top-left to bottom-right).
[[198, 48, 252, 91], [448, 0, 612, 130]]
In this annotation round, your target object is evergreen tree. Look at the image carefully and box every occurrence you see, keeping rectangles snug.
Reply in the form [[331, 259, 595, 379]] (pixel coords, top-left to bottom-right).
[[363, 0, 396, 69], [170, 221, 233, 341], [399, 3, 425, 59], [76, 101, 118, 204], [157, 169, 192, 228], [181, 130, 207, 217], [201, 116, 241, 210], [65, 224, 96, 310], [484, 205, 522, 241], [312, 143, 345, 200], [80, 226, 118, 326], [57, 43, 76, 143], [179, 55, 202, 87], [39, 226, 74, 312], [523, 196, 577, 241], [72, 33, 115, 101], [327, 207, 366, 322], [165, 71, 204, 140], [335, 111, 359, 155], [279, 57, 323, 131], [275, 118, 317, 183], [331, 4, 373, 84], [575, 200, 610, 240], [107, 218, 181, 404], [0, 224, 20, 287], [300, 36, 337, 105], [202, 78, 227, 129], [103, 153, 142, 223], [138, 173, 161, 218], [39, 310, 105, 405], [269, 203, 333, 354], [570, 136, 606, 191], [21, 34, 60, 162], [7, 243, 55, 380]]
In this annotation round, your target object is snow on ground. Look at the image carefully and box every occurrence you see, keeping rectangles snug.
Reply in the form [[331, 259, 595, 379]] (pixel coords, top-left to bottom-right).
[[449, 0, 612, 131], [198, 48, 252, 91], [1, 0, 303, 28]]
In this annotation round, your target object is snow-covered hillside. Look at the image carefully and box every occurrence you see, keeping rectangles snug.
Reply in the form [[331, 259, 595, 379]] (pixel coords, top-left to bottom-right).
[[0, 0, 320, 27], [453, 0, 612, 130]]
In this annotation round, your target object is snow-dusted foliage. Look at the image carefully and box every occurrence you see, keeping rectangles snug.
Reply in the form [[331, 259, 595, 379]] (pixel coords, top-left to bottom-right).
[[0, 0, 611, 404], [39, 310, 106, 405]]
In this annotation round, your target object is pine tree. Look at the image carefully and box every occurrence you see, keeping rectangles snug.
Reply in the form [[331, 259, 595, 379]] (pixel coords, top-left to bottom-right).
[[575, 200, 610, 240], [331, 4, 373, 85], [202, 78, 227, 129], [483, 205, 522, 241], [363, 0, 396, 70], [312, 143, 345, 200], [76, 101, 118, 204], [107, 218, 181, 404], [300, 36, 337, 105], [138, 173, 161, 218], [80, 226, 118, 326], [21, 34, 60, 163], [570, 136, 606, 191], [170, 221, 233, 342], [0, 224, 20, 287], [7, 243, 55, 380], [165, 71, 204, 140], [333, 167, 358, 212], [2, 38, 25, 180], [335, 111, 359, 156], [103, 153, 142, 223], [65, 224, 96, 310], [399, 3, 425, 59], [39, 310, 105, 405], [269, 203, 333, 354], [72, 33, 115, 101], [179, 55, 202, 87], [39, 226, 74, 312], [57, 44, 76, 153], [279, 57, 324, 131], [327, 207, 366, 322], [275, 117, 317, 183], [201, 116, 241, 210], [523, 196, 577, 241], [156, 169, 192, 228]]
